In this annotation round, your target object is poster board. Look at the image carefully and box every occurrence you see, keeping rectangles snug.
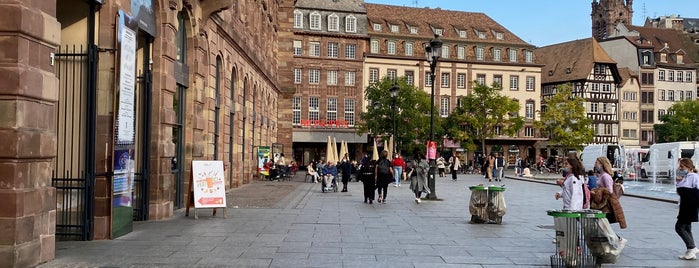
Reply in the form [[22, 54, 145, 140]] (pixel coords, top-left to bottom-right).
[[191, 161, 227, 208], [258, 146, 271, 176]]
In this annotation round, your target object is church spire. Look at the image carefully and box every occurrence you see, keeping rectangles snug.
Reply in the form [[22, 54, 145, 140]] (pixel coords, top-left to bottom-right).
[[591, 0, 634, 40]]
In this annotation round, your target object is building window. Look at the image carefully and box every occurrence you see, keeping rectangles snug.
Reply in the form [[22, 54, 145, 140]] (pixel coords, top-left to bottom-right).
[[641, 110, 654, 123], [658, 70, 665, 81], [622, 129, 637, 139], [641, 92, 654, 104], [660, 89, 665, 101], [493, 49, 501, 61], [589, 102, 598, 113], [390, 24, 399, 33], [293, 40, 303, 56], [309, 42, 320, 57], [680, 90, 685, 101], [687, 90, 693, 100], [327, 70, 338, 85], [387, 69, 397, 80], [442, 46, 449, 59], [677, 71, 683, 82], [373, 23, 381, 31], [309, 69, 320, 84], [293, 11, 303, 29], [524, 127, 535, 137], [526, 76, 535, 91], [369, 68, 379, 83], [623, 111, 637, 120], [344, 99, 355, 126], [602, 83, 611, 92], [509, 75, 519, 90], [477, 30, 486, 39], [641, 130, 653, 142], [642, 73, 654, 85], [405, 71, 414, 85], [345, 44, 356, 59], [370, 40, 379, 53], [525, 101, 535, 119], [309, 12, 321, 30], [309, 97, 319, 121], [509, 49, 517, 62], [292, 96, 301, 126], [440, 97, 449, 117], [590, 83, 599, 92], [668, 71, 674, 81], [293, 68, 302, 84], [328, 14, 339, 31], [658, 109, 666, 119], [345, 16, 357, 33], [425, 72, 432, 86], [525, 51, 533, 63], [327, 98, 337, 121], [457, 73, 466, 88], [476, 74, 486, 86], [495, 32, 504, 40], [476, 47, 484, 61], [410, 26, 418, 34], [345, 71, 355, 86], [493, 75, 503, 89], [687, 71, 693, 82], [457, 46, 465, 60], [405, 42, 413, 56], [435, 28, 443, 35], [387, 41, 396, 55], [668, 90, 674, 101], [459, 30, 467, 38], [441, 72, 450, 88], [327, 42, 338, 58]]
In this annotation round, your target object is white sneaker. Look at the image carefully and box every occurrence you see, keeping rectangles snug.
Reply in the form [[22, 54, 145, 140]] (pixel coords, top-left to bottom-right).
[[417, 198, 421, 204], [414, 198, 419, 204], [679, 248, 699, 260]]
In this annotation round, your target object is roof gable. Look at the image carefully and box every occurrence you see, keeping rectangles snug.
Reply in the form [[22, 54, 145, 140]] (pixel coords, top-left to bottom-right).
[[535, 38, 618, 84]]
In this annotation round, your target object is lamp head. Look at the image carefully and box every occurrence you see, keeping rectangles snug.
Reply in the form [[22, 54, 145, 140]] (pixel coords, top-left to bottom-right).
[[372, 101, 381, 110], [389, 83, 399, 98], [430, 34, 443, 59]]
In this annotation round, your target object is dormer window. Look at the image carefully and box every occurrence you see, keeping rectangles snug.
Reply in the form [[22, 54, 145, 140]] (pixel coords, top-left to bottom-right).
[[660, 52, 667, 63], [435, 28, 443, 36], [495, 32, 504, 40], [390, 25, 399, 33], [293, 10, 303, 29], [410, 26, 418, 34], [475, 30, 486, 39], [327, 14, 339, 32], [309, 12, 321, 30], [373, 23, 382, 31], [459, 30, 467, 38], [345, 15, 357, 33], [677, 54, 684, 64]]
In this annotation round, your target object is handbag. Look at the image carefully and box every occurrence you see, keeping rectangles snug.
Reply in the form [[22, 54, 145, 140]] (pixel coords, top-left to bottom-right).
[[613, 183, 624, 198]]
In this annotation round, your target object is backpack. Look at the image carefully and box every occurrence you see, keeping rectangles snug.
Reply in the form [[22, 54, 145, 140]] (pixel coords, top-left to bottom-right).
[[581, 176, 591, 209], [377, 158, 391, 175]]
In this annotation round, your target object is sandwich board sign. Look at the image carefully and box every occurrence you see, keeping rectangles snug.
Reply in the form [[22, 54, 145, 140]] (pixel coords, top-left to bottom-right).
[[186, 160, 227, 219]]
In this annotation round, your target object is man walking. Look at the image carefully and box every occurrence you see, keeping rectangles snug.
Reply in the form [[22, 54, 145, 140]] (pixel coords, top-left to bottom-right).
[[495, 153, 505, 182]]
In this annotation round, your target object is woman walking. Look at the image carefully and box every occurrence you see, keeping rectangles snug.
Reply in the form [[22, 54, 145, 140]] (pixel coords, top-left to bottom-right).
[[410, 152, 431, 204], [360, 159, 376, 204], [374, 150, 394, 204], [392, 153, 405, 187], [554, 156, 585, 210], [675, 158, 699, 260], [594, 157, 615, 195]]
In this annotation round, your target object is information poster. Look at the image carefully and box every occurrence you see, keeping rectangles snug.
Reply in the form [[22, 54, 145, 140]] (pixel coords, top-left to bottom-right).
[[192, 161, 227, 208], [258, 146, 271, 176], [117, 23, 136, 143]]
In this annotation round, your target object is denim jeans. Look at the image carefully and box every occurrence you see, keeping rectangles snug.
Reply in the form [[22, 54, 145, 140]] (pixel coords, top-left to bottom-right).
[[393, 166, 403, 185]]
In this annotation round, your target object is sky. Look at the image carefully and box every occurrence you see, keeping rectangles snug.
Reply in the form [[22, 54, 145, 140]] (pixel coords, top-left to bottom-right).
[[365, 0, 699, 47]]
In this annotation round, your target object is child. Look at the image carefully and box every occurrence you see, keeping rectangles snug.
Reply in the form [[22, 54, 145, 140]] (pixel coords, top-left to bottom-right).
[[587, 170, 598, 189]]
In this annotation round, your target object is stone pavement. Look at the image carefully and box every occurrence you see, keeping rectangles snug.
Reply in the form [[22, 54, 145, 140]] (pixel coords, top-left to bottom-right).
[[39, 171, 697, 267]]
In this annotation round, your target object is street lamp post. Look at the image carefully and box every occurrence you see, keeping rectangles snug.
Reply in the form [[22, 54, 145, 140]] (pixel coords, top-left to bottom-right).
[[424, 34, 442, 200], [389, 83, 399, 154]]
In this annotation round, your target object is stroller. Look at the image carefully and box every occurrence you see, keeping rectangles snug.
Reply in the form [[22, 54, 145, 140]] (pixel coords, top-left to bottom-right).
[[321, 174, 338, 192]]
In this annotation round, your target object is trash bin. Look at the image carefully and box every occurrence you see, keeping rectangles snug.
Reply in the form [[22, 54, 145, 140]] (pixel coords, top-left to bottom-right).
[[468, 185, 506, 224], [547, 210, 605, 268]]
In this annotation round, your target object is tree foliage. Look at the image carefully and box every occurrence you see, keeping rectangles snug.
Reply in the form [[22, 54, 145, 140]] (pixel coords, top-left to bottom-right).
[[655, 100, 699, 142], [355, 77, 435, 154], [534, 83, 594, 150], [443, 83, 524, 152]]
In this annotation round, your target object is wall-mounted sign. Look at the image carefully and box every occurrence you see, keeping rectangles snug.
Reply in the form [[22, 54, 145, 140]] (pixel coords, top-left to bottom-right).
[[301, 119, 351, 128]]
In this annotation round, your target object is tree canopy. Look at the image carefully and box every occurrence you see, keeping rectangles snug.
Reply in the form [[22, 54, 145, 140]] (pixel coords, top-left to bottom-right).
[[443, 83, 524, 152], [355, 77, 435, 154], [533, 83, 594, 150], [655, 100, 699, 142]]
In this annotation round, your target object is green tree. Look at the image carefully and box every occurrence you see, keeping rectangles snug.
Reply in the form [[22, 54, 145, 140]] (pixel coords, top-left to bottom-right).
[[356, 77, 435, 154], [534, 84, 594, 150], [443, 83, 524, 153], [655, 100, 699, 142]]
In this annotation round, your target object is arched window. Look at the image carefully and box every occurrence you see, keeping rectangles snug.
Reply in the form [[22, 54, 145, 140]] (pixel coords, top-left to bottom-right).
[[345, 15, 356, 33], [293, 10, 303, 29], [214, 57, 221, 159], [309, 12, 321, 30], [328, 13, 339, 32]]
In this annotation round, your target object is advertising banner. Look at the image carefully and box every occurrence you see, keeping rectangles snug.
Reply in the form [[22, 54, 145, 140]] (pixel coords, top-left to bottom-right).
[[258, 146, 271, 176]]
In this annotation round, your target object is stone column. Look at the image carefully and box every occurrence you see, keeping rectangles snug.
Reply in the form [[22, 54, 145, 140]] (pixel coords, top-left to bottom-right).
[[0, 0, 59, 267]]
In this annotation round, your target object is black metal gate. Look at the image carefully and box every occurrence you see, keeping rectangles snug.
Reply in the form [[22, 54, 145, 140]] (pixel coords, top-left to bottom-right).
[[51, 43, 97, 241]]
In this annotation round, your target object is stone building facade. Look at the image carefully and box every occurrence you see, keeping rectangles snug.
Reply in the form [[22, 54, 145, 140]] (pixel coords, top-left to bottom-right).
[[363, 4, 544, 165], [591, 0, 633, 40], [1, 0, 282, 266]]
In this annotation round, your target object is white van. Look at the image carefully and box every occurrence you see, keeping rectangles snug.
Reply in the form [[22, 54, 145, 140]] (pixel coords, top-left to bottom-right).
[[580, 144, 626, 173], [640, 141, 699, 178]]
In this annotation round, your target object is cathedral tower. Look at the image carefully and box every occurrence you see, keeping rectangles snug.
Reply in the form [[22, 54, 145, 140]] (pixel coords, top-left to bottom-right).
[[591, 0, 633, 40]]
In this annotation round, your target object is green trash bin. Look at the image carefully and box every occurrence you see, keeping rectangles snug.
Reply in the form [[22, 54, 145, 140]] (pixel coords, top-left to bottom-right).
[[547, 210, 605, 268], [468, 185, 506, 224]]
